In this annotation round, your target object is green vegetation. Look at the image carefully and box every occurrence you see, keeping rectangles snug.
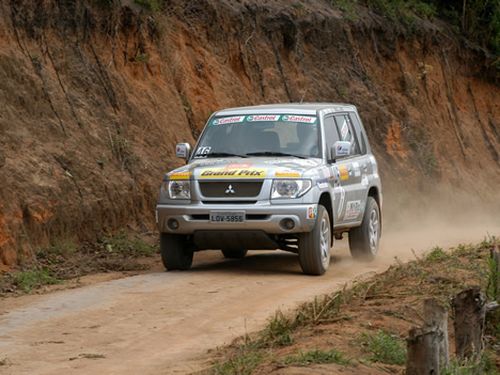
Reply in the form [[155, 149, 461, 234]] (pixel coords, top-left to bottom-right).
[[210, 237, 499, 373], [331, 0, 499, 56], [214, 342, 264, 375], [486, 253, 500, 301], [425, 246, 450, 262], [134, 0, 161, 12], [13, 269, 60, 293], [358, 330, 407, 365], [0, 232, 157, 295], [101, 231, 157, 258], [134, 53, 150, 64], [442, 351, 498, 375], [331, 0, 359, 20], [282, 349, 351, 366], [259, 311, 294, 347]]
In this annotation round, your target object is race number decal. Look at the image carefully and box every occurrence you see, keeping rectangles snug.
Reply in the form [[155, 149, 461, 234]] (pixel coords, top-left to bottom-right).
[[195, 146, 212, 156]]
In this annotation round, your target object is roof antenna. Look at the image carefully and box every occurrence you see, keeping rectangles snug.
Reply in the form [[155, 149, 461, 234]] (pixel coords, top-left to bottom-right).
[[300, 89, 307, 104]]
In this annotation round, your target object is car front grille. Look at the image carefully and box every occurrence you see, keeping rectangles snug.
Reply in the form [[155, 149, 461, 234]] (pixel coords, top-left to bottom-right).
[[199, 181, 263, 198]]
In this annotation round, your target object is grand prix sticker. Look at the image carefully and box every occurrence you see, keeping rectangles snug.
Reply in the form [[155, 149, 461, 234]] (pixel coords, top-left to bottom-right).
[[339, 165, 349, 181], [246, 115, 281, 122], [169, 171, 191, 180], [212, 116, 245, 125], [199, 167, 266, 179], [282, 115, 317, 123], [344, 200, 362, 220]]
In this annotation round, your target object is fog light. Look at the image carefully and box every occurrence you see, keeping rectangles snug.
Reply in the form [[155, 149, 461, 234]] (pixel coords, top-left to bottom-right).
[[167, 218, 179, 230], [280, 218, 295, 231]]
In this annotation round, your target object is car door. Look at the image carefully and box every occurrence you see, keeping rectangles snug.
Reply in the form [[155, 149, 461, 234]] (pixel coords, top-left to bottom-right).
[[333, 113, 366, 225]]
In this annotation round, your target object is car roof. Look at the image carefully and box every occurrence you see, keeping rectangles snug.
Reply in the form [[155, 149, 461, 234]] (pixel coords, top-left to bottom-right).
[[215, 103, 357, 116]]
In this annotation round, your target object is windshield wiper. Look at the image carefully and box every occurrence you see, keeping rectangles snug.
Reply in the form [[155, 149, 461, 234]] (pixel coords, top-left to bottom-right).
[[201, 152, 248, 158], [245, 151, 306, 159]]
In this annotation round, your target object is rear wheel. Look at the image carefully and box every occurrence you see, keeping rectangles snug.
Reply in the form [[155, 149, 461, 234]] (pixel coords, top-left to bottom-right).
[[221, 248, 248, 259], [160, 233, 193, 270], [298, 205, 331, 276], [349, 197, 380, 261]]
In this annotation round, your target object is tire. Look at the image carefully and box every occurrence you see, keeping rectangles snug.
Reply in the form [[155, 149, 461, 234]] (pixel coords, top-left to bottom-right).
[[221, 248, 248, 259], [160, 233, 193, 270], [298, 205, 331, 276], [349, 197, 381, 261]]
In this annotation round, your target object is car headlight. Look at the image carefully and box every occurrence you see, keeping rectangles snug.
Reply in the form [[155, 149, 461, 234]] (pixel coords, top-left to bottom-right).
[[162, 180, 191, 200], [271, 179, 312, 199]]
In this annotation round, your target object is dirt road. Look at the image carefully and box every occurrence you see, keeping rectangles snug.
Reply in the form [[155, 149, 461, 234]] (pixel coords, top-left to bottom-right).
[[1, 217, 498, 375]]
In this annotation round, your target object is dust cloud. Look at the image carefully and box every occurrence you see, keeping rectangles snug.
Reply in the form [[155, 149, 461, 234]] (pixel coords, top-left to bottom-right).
[[377, 186, 500, 263]]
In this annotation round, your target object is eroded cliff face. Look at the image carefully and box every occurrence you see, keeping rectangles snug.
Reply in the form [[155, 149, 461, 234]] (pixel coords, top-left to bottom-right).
[[0, 0, 498, 267]]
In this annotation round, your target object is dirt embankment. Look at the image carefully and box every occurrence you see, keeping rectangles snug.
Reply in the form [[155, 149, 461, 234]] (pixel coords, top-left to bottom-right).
[[0, 0, 499, 267]]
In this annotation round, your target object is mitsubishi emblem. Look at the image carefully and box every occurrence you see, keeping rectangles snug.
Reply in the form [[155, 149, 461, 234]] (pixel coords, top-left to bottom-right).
[[225, 184, 235, 195]]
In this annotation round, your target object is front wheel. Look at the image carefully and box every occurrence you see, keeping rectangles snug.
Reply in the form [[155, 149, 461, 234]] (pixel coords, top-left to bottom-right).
[[349, 197, 380, 261], [160, 233, 193, 270], [298, 205, 331, 276]]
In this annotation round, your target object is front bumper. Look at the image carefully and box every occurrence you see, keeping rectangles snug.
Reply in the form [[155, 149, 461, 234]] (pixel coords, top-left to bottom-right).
[[156, 202, 318, 235]]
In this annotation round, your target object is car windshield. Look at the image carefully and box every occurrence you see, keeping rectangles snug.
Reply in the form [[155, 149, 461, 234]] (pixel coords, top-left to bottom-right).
[[193, 114, 321, 159]]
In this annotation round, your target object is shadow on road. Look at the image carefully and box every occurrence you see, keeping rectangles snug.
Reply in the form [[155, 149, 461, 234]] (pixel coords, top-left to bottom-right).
[[185, 250, 345, 276]]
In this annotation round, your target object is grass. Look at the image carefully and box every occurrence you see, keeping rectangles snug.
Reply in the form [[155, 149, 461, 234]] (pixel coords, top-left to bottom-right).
[[259, 311, 294, 347], [425, 246, 450, 262], [442, 351, 498, 375], [210, 237, 499, 373], [358, 330, 407, 365], [486, 249, 500, 301], [331, 0, 359, 21], [133, 0, 161, 12], [101, 231, 157, 258], [1, 232, 158, 295], [282, 348, 351, 366], [13, 269, 60, 293], [213, 343, 264, 375]]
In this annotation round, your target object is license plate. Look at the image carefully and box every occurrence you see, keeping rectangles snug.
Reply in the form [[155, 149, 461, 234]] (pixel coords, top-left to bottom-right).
[[210, 211, 245, 223]]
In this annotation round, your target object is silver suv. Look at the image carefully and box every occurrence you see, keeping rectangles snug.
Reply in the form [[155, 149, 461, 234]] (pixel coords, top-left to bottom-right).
[[156, 103, 382, 275]]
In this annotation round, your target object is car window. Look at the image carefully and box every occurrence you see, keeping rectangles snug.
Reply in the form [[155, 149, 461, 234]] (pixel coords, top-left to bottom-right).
[[193, 114, 321, 158], [323, 116, 338, 147], [334, 114, 360, 156], [348, 113, 367, 154], [323, 116, 339, 161]]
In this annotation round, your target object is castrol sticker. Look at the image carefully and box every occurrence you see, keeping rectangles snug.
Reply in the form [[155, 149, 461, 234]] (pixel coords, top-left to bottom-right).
[[282, 115, 317, 123], [246, 115, 281, 122], [212, 116, 245, 125]]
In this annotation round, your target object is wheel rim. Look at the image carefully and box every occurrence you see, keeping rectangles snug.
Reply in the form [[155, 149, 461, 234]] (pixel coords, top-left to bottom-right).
[[319, 213, 331, 269], [368, 208, 379, 254]]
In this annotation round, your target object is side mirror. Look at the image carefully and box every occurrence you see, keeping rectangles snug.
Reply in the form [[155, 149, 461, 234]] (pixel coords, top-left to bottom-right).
[[331, 141, 351, 161], [175, 142, 191, 161]]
